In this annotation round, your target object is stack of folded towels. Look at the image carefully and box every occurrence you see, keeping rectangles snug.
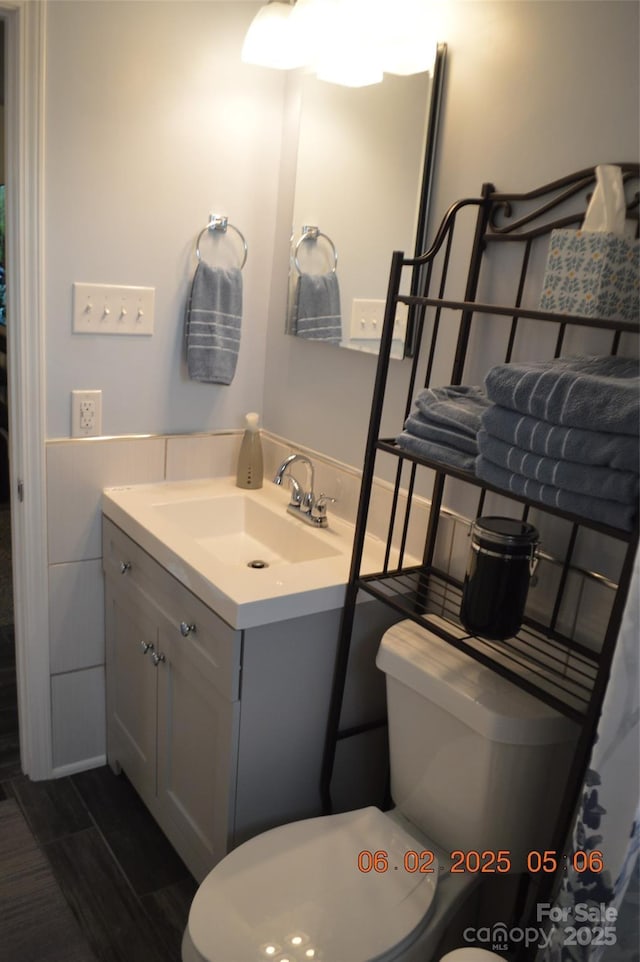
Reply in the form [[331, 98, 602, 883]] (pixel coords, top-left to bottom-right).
[[396, 355, 639, 531], [396, 384, 488, 472], [477, 355, 639, 531]]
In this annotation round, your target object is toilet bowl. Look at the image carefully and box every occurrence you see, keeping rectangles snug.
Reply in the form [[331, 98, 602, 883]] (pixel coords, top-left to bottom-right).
[[182, 805, 473, 962], [182, 621, 578, 962], [440, 952, 505, 962]]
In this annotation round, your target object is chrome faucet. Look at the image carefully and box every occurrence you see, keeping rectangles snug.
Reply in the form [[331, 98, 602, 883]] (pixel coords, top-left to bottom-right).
[[273, 454, 335, 528]]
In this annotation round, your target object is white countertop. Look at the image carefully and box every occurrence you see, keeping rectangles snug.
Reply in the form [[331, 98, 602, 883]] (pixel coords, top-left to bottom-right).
[[102, 477, 389, 629]]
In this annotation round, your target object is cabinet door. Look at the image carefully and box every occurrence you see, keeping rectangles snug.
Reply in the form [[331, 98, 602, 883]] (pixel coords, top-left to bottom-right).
[[105, 581, 158, 804], [155, 610, 240, 881]]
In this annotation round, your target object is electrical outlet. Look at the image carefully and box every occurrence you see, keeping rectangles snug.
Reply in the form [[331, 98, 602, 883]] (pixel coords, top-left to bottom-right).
[[71, 390, 102, 438]]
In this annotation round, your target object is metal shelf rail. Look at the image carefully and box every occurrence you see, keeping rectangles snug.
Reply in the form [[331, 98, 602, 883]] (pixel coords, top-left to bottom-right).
[[320, 165, 639, 945]]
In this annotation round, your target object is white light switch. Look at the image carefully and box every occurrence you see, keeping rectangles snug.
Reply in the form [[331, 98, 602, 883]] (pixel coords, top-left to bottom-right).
[[350, 298, 385, 341], [350, 298, 408, 341], [73, 283, 155, 335]]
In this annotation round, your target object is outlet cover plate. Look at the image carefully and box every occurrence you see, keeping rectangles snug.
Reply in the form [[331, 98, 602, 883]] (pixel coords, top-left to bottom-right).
[[71, 389, 102, 438], [73, 283, 155, 335]]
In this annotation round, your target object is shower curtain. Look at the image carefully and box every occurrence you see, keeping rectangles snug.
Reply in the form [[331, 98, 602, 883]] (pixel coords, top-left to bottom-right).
[[540, 550, 639, 961]]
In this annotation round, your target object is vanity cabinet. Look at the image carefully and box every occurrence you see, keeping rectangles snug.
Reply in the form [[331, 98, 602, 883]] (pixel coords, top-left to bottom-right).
[[103, 517, 241, 881], [103, 515, 396, 881]]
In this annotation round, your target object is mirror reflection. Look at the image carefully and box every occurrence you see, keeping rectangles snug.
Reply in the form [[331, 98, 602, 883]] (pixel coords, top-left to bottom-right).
[[286, 49, 443, 357]]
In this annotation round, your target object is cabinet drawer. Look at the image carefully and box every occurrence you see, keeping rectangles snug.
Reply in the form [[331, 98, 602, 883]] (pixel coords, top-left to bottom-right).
[[103, 516, 161, 590], [103, 516, 241, 701]]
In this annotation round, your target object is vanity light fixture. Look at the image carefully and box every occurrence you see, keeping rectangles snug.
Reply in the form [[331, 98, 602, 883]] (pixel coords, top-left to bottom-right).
[[376, 0, 438, 75], [315, 54, 383, 87], [312, 0, 384, 87], [241, 0, 306, 70], [241, 0, 438, 85]]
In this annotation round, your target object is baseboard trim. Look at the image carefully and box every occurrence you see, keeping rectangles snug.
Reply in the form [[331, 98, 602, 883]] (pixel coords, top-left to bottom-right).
[[51, 754, 107, 779]]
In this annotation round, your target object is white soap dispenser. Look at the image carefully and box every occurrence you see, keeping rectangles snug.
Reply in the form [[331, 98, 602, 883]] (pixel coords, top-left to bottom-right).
[[236, 412, 263, 489]]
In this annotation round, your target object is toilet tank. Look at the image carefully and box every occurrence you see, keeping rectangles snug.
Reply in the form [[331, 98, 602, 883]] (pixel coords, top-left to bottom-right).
[[376, 621, 579, 869]]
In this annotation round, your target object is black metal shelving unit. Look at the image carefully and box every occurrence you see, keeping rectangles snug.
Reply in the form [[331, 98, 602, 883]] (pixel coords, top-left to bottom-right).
[[320, 165, 639, 940]]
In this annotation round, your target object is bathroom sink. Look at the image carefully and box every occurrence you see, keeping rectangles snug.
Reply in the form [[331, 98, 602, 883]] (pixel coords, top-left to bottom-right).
[[102, 478, 387, 629], [150, 494, 341, 566]]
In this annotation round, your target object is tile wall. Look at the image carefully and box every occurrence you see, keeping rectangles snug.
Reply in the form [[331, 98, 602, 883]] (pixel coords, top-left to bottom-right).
[[45, 430, 366, 773], [45, 430, 614, 775]]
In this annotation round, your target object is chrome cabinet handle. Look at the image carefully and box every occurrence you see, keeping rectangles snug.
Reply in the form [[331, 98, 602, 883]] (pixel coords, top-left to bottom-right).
[[151, 651, 166, 666], [140, 640, 154, 654], [120, 561, 132, 574], [179, 621, 196, 637]]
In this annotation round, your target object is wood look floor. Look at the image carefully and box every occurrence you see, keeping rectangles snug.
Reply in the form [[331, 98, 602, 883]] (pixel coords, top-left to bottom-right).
[[0, 623, 197, 962]]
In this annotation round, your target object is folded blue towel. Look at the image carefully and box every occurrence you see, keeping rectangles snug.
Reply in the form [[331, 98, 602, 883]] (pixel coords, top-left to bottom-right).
[[292, 272, 342, 344], [478, 430, 639, 505], [481, 404, 639, 472], [396, 431, 477, 471], [404, 412, 479, 456], [484, 355, 640, 435], [185, 263, 242, 384], [413, 384, 489, 433], [476, 456, 637, 531]]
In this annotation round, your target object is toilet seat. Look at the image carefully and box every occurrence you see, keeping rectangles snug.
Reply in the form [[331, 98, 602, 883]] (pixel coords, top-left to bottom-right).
[[188, 806, 439, 962], [440, 951, 505, 961]]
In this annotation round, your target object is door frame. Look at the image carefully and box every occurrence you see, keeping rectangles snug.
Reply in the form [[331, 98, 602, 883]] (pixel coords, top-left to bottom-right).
[[3, 0, 50, 779]]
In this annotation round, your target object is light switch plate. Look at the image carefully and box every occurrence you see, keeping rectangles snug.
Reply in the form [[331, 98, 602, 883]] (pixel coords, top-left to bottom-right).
[[73, 283, 155, 335], [350, 298, 385, 341], [350, 298, 409, 342]]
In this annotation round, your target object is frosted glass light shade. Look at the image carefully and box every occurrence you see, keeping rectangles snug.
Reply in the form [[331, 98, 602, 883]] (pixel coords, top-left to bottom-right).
[[240, 0, 438, 83], [375, 0, 437, 75], [382, 44, 434, 76], [241, 2, 306, 70], [288, 0, 339, 66], [313, 0, 383, 87], [315, 57, 383, 87]]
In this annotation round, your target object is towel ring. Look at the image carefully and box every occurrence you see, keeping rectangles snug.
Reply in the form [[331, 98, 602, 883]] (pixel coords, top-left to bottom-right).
[[196, 215, 248, 270], [294, 226, 338, 275]]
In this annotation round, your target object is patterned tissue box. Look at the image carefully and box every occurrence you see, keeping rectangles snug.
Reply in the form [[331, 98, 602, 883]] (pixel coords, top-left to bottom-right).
[[539, 228, 639, 323]]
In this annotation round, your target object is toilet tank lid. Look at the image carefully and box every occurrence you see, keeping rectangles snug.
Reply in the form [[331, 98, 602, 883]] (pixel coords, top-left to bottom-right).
[[376, 621, 577, 745]]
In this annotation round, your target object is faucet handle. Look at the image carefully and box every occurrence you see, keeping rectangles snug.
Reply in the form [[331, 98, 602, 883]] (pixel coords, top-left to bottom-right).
[[283, 474, 303, 507], [311, 493, 337, 519]]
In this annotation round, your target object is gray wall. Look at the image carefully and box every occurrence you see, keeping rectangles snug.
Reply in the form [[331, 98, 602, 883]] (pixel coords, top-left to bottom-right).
[[263, 0, 640, 468], [44, 1, 640, 467], [45, 0, 281, 438]]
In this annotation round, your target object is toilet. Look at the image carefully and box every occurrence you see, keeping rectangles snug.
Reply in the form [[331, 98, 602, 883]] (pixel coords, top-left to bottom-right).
[[182, 620, 577, 962]]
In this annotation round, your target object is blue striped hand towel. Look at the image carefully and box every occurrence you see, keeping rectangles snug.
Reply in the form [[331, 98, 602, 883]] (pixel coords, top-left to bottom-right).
[[292, 272, 342, 344], [185, 263, 242, 384]]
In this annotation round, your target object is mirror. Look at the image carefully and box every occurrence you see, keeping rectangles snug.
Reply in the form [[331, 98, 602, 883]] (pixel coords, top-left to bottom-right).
[[286, 44, 446, 357]]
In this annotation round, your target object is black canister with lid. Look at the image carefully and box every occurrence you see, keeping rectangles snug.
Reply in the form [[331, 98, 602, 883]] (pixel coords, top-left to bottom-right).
[[460, 516, 540, 640]]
